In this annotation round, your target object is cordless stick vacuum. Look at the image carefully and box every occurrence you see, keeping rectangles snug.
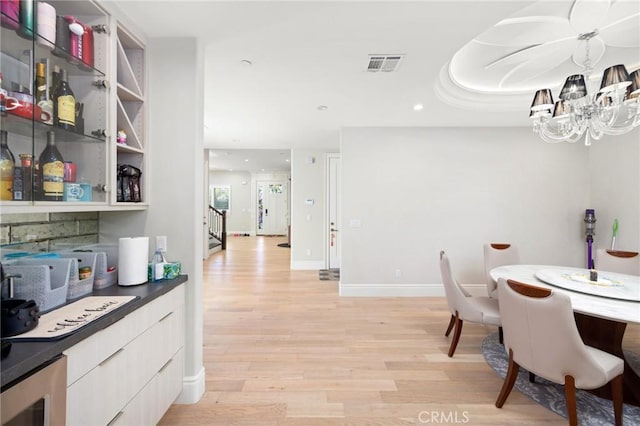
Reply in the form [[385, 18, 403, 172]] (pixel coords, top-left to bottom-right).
[[584, 209, 596, 269]]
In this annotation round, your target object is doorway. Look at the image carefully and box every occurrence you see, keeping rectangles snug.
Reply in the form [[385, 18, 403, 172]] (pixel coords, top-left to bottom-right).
[[256, 180, 288, 235], [327, 154, 341, 269]]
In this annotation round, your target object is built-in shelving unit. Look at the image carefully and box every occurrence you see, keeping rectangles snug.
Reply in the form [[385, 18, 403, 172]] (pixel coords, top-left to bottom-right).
[[114, 23, 146, 205]]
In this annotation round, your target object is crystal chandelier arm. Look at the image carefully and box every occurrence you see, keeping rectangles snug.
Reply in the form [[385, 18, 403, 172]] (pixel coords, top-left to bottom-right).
[[537, 120, 585, 143]]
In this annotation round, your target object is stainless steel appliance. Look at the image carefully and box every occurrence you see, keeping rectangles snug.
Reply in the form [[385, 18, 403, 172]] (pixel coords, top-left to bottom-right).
[[1, 355, 67, 425]]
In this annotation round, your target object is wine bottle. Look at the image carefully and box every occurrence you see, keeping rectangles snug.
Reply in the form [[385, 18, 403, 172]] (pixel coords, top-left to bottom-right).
[[49, 65, 60, 100], [0, 130, 16, 201], [39, 131, 64, 201], [52, 68, 75, 130]]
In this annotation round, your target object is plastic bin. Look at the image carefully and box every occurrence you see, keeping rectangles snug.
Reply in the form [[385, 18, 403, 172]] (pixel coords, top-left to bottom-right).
[[57, 252, 98, 300], [3, 258, 73, 312], [72, 244, 119, 289]]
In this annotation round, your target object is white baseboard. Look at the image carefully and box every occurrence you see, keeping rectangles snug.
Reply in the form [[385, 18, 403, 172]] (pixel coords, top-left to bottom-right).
[[173, 366, 206, 404], [290, 260, 325, 270], [339, 283, 487, 297]]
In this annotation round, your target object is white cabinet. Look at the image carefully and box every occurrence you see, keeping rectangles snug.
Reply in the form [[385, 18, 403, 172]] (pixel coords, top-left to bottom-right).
[[0, 0, 148, 214], [112, 24, 146, 205], [64, 285, 184, 426]]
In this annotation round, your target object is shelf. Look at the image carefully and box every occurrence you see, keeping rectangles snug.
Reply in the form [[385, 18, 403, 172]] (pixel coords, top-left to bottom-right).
[[117, 83, 143, 102], [116, 37, 142, 98], [0, 114, 106, 143], [0, 201, 147, 214], [1, 24, 106, 79], [116, 143, 143, 154], [116, 97, 142, 150]]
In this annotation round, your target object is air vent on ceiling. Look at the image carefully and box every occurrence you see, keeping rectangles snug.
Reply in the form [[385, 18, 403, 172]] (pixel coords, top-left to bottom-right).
[[367, 54, 404, 72]]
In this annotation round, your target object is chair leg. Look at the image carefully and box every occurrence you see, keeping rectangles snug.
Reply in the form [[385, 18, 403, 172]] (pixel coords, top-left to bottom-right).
[[447, 311, 463, 358], [564, 375, 578, 426], [498, 326, 503, 344], [528, 371, 536, 383], [495, 348, 519, 408], [611, 374, 623, 426], [445, 314, 455, 337]]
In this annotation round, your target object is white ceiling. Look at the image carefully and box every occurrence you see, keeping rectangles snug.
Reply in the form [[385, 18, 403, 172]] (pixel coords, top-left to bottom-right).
[[110, 0, 640, 171]]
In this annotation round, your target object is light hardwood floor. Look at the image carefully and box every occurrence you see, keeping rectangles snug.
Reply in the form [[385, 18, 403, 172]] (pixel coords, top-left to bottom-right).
[[159, 236, 640, 425]]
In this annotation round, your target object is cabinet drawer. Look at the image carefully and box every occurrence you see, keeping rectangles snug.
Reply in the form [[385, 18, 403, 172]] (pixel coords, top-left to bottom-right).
[[112, 348, 184, 426], [65, 286, 184, 385], [66, 286, 185, 425]]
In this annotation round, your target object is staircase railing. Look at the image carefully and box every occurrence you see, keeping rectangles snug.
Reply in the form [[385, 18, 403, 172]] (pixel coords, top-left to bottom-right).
[[208, 205, 227, 250]]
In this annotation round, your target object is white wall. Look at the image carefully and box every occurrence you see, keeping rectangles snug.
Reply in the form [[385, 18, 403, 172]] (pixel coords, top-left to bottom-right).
[[100, 38, 205, 403], [290, 149, 327, 269], [589, 132, 640, 254], [339, 127, 593, 296], [209, 171, 253, 234]]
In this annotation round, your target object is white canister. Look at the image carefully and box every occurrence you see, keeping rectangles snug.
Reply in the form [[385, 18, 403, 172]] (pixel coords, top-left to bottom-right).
[[36, 2, 56, 49], [117, 237, 149, 286]]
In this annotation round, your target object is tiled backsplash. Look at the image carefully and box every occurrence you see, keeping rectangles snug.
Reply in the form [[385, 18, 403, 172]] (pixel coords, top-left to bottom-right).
[[0, 212, 99, 255]]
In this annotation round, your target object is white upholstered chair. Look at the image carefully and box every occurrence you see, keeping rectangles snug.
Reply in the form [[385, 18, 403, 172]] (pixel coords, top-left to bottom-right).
[[495, 278, 624, 426], [439, 251, 501, 357], [595, 248, 640, 275], [483, 243, 520, 299]]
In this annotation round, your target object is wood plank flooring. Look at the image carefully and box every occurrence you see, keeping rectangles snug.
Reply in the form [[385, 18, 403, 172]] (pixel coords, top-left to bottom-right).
[[159, 236, 640, 425]]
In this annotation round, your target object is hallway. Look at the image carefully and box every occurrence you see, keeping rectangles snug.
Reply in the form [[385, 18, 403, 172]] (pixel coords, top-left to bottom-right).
[[158, 236, 616, 425]]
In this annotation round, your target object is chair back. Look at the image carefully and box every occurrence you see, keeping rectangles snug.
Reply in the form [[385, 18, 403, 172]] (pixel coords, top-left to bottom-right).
[[595, 248, 640, 275], [484, 243, 520, 297], [440, 251, 469, 315], [497, 278, 614, 389]]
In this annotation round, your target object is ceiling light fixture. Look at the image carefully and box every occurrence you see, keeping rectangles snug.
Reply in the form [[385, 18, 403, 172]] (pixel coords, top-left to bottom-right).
[[317, 105, 328, 111], [529, 31, 640, 146], [413, 104, 424, 111]]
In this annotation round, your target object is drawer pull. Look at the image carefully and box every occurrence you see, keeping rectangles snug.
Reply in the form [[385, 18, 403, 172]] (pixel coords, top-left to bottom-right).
[[107, 411, 124, 426], [158, 358, 173, 373], [159, 311, 173, 322], [99, 348, 124, 367]]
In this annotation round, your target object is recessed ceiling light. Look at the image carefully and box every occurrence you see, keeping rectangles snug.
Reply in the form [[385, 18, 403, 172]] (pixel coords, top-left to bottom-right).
[[317, 105, 328, 111], [244, 159, 249, 162], [413, 104, 424, 111], [285, 159, 290, 162], [240, 59, 252, 66]]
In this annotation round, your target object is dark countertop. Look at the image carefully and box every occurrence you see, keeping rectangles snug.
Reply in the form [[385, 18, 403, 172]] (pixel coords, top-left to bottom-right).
[[1, 275, 188, 390]]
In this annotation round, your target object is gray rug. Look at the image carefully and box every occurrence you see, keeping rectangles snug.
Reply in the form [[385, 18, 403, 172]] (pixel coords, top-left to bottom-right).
[[482, 332, 640, 425]]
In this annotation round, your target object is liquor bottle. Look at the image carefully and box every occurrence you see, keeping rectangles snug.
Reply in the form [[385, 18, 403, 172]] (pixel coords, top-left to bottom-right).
[[0, 130, 16, 201], [16, 0, 34, 39], [39, 131, 64, 201], [35, 62, 53, 125], [35, 62, 47, 102], [52, 68, 75, 130], [0, 72, 7, 117]]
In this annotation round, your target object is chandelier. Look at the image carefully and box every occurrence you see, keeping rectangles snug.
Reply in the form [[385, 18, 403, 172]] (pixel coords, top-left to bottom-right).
[[529, 31, 640, 146]]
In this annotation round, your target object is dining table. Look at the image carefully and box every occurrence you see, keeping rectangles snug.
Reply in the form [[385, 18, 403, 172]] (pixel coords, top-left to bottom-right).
[[490, 264, 640, 406]]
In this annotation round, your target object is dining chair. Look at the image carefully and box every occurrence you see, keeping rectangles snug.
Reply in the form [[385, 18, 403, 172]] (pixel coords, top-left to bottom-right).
[[483, 243, 520, 299], [495, 278, 624, 426], [439, 251, 501, 357], [595, 248, 640, 275]]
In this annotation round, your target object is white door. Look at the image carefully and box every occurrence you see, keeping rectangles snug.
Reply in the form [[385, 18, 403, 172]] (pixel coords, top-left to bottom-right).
[[327, 154, 341, 269], [257, 180, 288, 235]]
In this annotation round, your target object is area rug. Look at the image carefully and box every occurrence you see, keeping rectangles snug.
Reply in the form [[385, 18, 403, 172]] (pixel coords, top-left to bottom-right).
[[482, 332, 640, 425], [319, 268, 340, 281]]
